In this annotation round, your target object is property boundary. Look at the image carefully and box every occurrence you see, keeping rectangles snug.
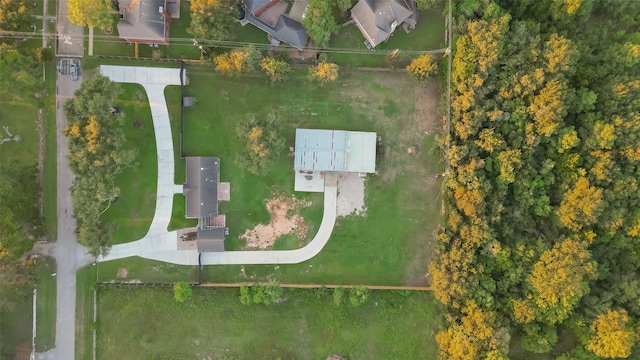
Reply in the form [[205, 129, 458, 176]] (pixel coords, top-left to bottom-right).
[[95, 282, 432, 291]]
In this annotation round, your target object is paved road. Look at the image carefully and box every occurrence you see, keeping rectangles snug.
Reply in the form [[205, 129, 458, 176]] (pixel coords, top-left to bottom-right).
[[97, 65, 339, 266], [52, 1, 89, 358]]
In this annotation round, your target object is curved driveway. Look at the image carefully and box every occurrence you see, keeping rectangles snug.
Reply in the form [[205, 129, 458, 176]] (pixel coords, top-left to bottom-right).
[[98, 65, 338, 266]]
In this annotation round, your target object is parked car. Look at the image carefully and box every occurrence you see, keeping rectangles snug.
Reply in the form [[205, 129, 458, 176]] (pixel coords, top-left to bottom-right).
[[70, 62, 78, 81]]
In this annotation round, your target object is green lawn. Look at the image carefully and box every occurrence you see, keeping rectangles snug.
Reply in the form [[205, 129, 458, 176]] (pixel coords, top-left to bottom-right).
[[35, 256, 56, 352], [96, 287, 439, 360], [169, 66, 442, 285], [75, 264, 96, 360], [43, 60, 57, 241], [99, 84, 157, 244], [0, 292, 33, 359], [0, 102, 39, 165], [96, 257, 198, 283]]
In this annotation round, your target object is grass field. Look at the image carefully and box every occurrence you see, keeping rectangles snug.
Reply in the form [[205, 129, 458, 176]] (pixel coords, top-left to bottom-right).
[[0, 102, 39, 165], [35, 257, 56, 352], [99, 84, 157, 244], [99, 65, 442, 286], [75, 264, 96, 360], [95, 286, 439, 360]]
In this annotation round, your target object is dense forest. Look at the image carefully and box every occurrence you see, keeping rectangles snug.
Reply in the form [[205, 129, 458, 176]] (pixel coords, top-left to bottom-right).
[[431, 0, 640, 358]]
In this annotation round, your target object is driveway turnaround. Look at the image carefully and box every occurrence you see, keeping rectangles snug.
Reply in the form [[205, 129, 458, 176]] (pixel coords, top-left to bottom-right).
[[97, 65, 338, 266]]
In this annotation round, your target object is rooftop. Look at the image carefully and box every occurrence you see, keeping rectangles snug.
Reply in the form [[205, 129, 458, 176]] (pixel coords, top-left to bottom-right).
[[294, 129, 377, 173]]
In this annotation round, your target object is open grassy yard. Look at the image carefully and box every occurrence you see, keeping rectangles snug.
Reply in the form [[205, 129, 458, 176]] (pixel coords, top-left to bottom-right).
[[163, 65, 442, 286], [0, 102, 39, 165], [96, 287, 438, 360], [35, 256, 56, 352], [99, 84, 158, 244]]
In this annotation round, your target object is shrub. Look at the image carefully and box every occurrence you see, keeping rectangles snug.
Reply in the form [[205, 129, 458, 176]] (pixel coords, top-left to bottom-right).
[[348, 286, 370, 307], [173, 281, 193, 303]]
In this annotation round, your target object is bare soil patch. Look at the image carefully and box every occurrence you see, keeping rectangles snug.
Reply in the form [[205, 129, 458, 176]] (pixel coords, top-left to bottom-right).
[[336, 173, 366, 217], [241, 195, 311, 249], [117, 268, 128, 278]]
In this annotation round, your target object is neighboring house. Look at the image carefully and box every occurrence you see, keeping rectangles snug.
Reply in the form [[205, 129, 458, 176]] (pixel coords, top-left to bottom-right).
[[351, 0, 417, 48], [183, 157, 230, 252], [117, 0, 180, 45], [294, 129, 377, 192], [240, 0, 309, 50]]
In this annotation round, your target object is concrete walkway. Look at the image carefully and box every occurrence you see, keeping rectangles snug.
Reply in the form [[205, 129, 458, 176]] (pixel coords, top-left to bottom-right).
[[97, 65, 338, 266]]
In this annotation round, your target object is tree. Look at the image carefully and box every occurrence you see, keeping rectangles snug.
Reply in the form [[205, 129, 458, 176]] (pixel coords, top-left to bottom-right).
[[67, 0, 113, 29], [528, 237, 597, 324], [0, 43, 40, 100], [235, 112, 285, 176], [309, 61, 338, 83], [173, 282, 193, 303], [213, 45, 262, 77], [416, 0, 437, 10], [586, 309, 636, 358], [557, 177, 603, 231], [64, 75, 135, 256], [406, 54, 438, 82], [528, 79, 568, 137], [189, 0, 237, 40], [0, 0, 32, 33], [336, 0, 352, 12], [302, 0, 338, 47], [259, 57, 291, 84]]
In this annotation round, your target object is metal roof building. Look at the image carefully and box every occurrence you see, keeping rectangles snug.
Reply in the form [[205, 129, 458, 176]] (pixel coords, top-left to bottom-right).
[[294, 129, 377, 173]]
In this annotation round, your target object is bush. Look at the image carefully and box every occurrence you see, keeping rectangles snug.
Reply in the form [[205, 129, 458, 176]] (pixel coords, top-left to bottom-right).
[[348, 286, 370, 307], [239, 284, 251, 305], [235, 112, 285, 176], [406, 54, 438, 83], [309, 61, 339, 84], [173, 282, 193, 303]]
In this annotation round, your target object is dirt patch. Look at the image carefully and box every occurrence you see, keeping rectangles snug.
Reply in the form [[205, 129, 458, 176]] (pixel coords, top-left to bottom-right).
[[117, 268, 128, 278], [337, 173, 366, 217], [414, 80, 439, 135], [241, 195, 311, 249]]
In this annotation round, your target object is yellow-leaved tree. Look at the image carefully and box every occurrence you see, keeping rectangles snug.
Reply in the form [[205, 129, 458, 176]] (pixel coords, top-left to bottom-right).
[[557, 176, 603, 231], [67, 0, 113, 29], [543, 33, 578, 74], [587, 309, 636, 358], [527, 237, 597, 324], [308, 61, 338, 83], [528, 79, 567, 137], [406, 54, 438, 82]]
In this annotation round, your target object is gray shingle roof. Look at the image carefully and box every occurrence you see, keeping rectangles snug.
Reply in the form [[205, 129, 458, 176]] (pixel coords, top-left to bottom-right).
[[273, 15, 309, 50], [196, 228, 225, 252], [184, 157, 219, 219], [117, 0, 167, 42], [351, 0, 413, 47]]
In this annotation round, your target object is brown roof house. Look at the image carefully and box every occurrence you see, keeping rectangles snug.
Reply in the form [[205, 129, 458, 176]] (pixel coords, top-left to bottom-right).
[[240, 0, 309, 50], [351, 0, 417, 48], [183, 157, 230, 252], [117, 0, 180, 44]]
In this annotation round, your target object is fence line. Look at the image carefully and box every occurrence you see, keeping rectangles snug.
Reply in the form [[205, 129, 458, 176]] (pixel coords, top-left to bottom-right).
[[95, 281, 431, 291]]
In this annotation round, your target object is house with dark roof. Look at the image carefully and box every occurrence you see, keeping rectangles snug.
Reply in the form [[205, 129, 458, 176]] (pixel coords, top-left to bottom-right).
[[351, 0, 417, 48], [240, 0, 309, 50], [183, 157, 230, 252], [117, 0, 180, 45]]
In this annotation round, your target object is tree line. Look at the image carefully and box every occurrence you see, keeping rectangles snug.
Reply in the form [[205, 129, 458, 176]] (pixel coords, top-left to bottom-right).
[[431, 0, 640, 358]]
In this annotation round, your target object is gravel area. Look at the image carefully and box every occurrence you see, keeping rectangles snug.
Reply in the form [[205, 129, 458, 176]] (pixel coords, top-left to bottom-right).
[[336, 173, 366, 217]]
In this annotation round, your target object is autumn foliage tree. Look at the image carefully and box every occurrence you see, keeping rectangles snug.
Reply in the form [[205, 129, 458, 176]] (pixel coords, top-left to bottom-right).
[[301, 0, 338, 47], [213, 45, 261, 76], [0, 0, 32, 33], [308, 61, 338, 83], [235, 112, 285, 176], [67, 0, 113, 29], [259, 57, 291, 84], [406, 54, 438, 82], [586, 309, 637, 358], [64, 75, 135, 256]]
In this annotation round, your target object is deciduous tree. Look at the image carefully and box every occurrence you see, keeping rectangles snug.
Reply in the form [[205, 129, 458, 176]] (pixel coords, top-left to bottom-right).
[[235, 112, 285, 176], [406, 54, 438, 83], [302, 0, 338, 47], [586, 309, 636, 358], [0, 0, 32, 33], [188, 0, 236, 40], [67, 0, 113, 29], [259, 57, 291, 84], [308, 61, 338, 83]]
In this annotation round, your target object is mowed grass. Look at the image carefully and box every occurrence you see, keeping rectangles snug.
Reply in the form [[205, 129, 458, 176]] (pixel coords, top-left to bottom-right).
[[99, 84, 157, 244], [35, 256, 56, 352], [96, 287, 438, 360], [75, 264, 96, 360], [0, 102, 39, 165], [170, 66, 442, 286]]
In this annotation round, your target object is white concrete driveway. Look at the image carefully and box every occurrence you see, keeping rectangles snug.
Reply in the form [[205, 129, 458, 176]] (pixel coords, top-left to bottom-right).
[[97, 65, 338, 266]]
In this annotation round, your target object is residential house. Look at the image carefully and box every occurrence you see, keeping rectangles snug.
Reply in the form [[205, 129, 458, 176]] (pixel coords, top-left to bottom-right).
[[351, 0, 417, 48], [183, 157, 230, 252], [117, 0, 180, 45], [240, 0, 309, 50]]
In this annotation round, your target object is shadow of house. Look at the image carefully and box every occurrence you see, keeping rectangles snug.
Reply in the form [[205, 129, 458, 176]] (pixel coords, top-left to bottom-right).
[[351, 0, 417, 48], [240, 0, 309, 50], [117, 0, 180, 45], [183, 157, 230, 252]]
